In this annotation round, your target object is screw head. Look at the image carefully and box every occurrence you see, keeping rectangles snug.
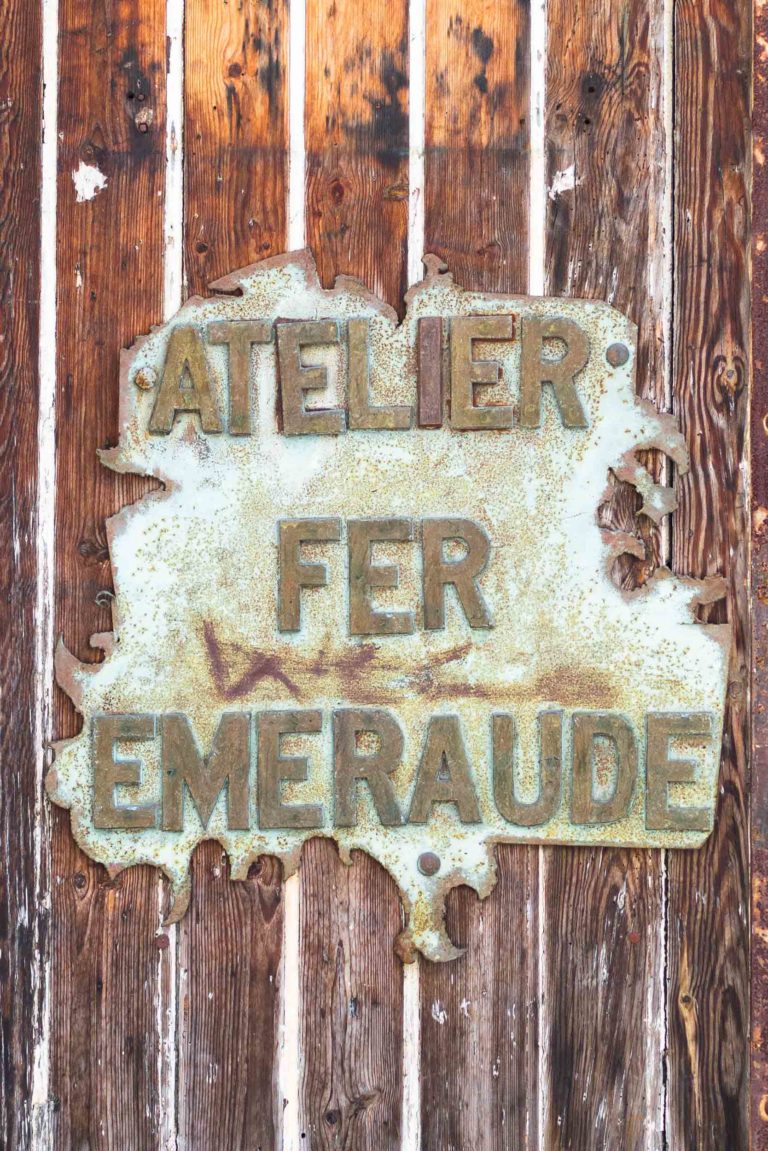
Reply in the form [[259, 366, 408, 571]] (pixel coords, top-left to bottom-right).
[[606, 342, 630, 368], [417, 852, 441, 877], [134, 367, 157, 390]]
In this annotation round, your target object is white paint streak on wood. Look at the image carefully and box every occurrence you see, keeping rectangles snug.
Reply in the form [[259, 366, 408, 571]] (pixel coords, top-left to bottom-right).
[[401, 959, 421, 1151], [529, 1, 548, 1146], [401, 6, 426, 1146], [31, 0, 58, 1141], [548, 164, 576, 200], [72, 160, 107, 202], [158, 3, 184, 1144], [528, 0, 547, 299], [407, 0, 426, 289], [288, 0, 306, 251], [279, 874, 302, 1151]]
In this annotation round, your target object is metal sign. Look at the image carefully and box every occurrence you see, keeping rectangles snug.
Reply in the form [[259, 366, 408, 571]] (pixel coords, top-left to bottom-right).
[[49, 252, 730, 961]]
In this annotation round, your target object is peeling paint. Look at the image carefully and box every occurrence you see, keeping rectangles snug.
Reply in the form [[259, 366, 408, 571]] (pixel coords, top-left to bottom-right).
[[71, 161, 107, 203]]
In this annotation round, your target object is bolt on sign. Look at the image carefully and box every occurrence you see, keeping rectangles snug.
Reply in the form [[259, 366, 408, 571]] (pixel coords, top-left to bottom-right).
[[49, 251, 729, 961]]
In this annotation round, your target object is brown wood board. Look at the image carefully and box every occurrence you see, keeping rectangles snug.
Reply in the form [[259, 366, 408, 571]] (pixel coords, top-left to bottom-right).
[[51, 0, 169, 1144], [666, 0, 751, 1146], [419, 1, 536, 1145], [0, 0, 44, 1144], [542, 0, 668, 1144]]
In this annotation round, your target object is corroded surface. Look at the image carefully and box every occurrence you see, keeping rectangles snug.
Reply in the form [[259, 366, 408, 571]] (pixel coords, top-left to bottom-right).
[[49, 252, 730, 960]]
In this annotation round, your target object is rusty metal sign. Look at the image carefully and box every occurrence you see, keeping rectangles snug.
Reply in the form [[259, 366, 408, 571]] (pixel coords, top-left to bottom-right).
[[49, 252, 730, 961]]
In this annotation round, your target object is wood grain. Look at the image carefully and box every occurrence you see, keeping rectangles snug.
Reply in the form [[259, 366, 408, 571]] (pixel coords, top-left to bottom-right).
[[542, 0, 667, 1145], [305, 0, 409, 311], [299, 4, 408, 1139], [298, 839, 404, 1149], [752, 0, 768, 1140], [185, 0, 289, 295], [0, 0, 44, 1144], [178, 844, 283, 1148], [52, 0, 168, 1144], [419, 4, 534, 1144], [424, 0, 530, 292], [667, 0, 751, 1145], [179, 2, 289, 1142]]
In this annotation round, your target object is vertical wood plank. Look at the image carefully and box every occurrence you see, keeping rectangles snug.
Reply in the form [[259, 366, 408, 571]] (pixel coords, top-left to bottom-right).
[[298, 839, 404, 1149], [542, 0, 668, 1146], [185, 0, 289, 295], [667, 0, 751, 1145], [52, 0, 168, 1144], [179, 1, 289, 1144], [177, 845, 283, 1147], [419, 3, 534, 1147], [752, 0, 768, 1142], [305, 0, 409, 311], [0, 0, 44, 1144], [424, 0, 530, 292], [298, 3, 409, 1143]]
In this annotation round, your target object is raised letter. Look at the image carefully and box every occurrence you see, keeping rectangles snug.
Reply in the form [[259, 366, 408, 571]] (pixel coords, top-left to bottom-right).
[[571, 713, 637, 824], [161, 712, 250, 831], [208, 319, 272, 435], [417, 316, 444, 427], [93, 714, 157, 829], [493, 711, 562, 826], [348, 518, 415, 635], [348, 318, 412, 429], [278, 518, 342, 631], [519, 317, 589, 428], [409, 716, 481, 823], [149, 325, 222, 434], [423, 517, 492, 629], [333, 708, 404, 826], [258, 710, 324, 829], [450, 315, 515, 429], [276, 319, 345, 435], [646, 713, 713, 832]]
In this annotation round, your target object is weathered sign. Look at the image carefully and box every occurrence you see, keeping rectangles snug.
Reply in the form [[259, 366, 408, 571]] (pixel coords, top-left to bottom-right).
[[50, 251, 730, 960]]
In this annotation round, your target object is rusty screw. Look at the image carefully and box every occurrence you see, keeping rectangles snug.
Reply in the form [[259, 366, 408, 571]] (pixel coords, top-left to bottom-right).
[[606, 342, 630, 368], [134, 367, 157, 390], [417, 852, 441, 877]]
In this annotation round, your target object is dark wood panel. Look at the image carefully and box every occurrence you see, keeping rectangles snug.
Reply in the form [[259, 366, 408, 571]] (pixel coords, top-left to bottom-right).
[[180, 2, 289, 1142], [298, 839, 404, 1149], [178, 2, 290, 1141], [185, 0, 288, 296], [178, 844, 282, 1147], [419, 4, 533, 1145], [752, 0, 768, 1142], [305, 0, 409, 312], [424, 0, 530, 292], [420, 850, 539, 1149], [52, 1, 168, 1144], [542, 0, 667, 1145], [667, 0, 751, 1145], [0, 0, 44, 1144]]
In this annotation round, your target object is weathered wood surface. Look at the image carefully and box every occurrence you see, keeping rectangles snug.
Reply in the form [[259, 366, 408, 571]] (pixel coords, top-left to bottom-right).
[[0, 0, 43, 1145], [184, 0, 288, 294], [178, 3, 289, 1143], [424, 0, 530, 292], [298, 3, 409, 1143], [52, 0, 168, 1144], [752, 0, 768, 1142], [667, 0, 751, 1146], [305, 0, 409, 311], [542, 0, 668, 1144], [419, 2, 536, 1145], [178, 844, 283, 1147], [298, 840, 404, 1148]]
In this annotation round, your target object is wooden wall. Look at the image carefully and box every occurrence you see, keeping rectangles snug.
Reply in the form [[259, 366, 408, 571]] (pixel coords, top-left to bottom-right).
[[0, 0, 757, 1145]]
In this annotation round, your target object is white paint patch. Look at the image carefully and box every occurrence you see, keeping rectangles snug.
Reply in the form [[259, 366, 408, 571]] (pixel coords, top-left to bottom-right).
[[431, 1001, 448, 1025], [72, 160, 108, 203], [548, 164, 576, 200]]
